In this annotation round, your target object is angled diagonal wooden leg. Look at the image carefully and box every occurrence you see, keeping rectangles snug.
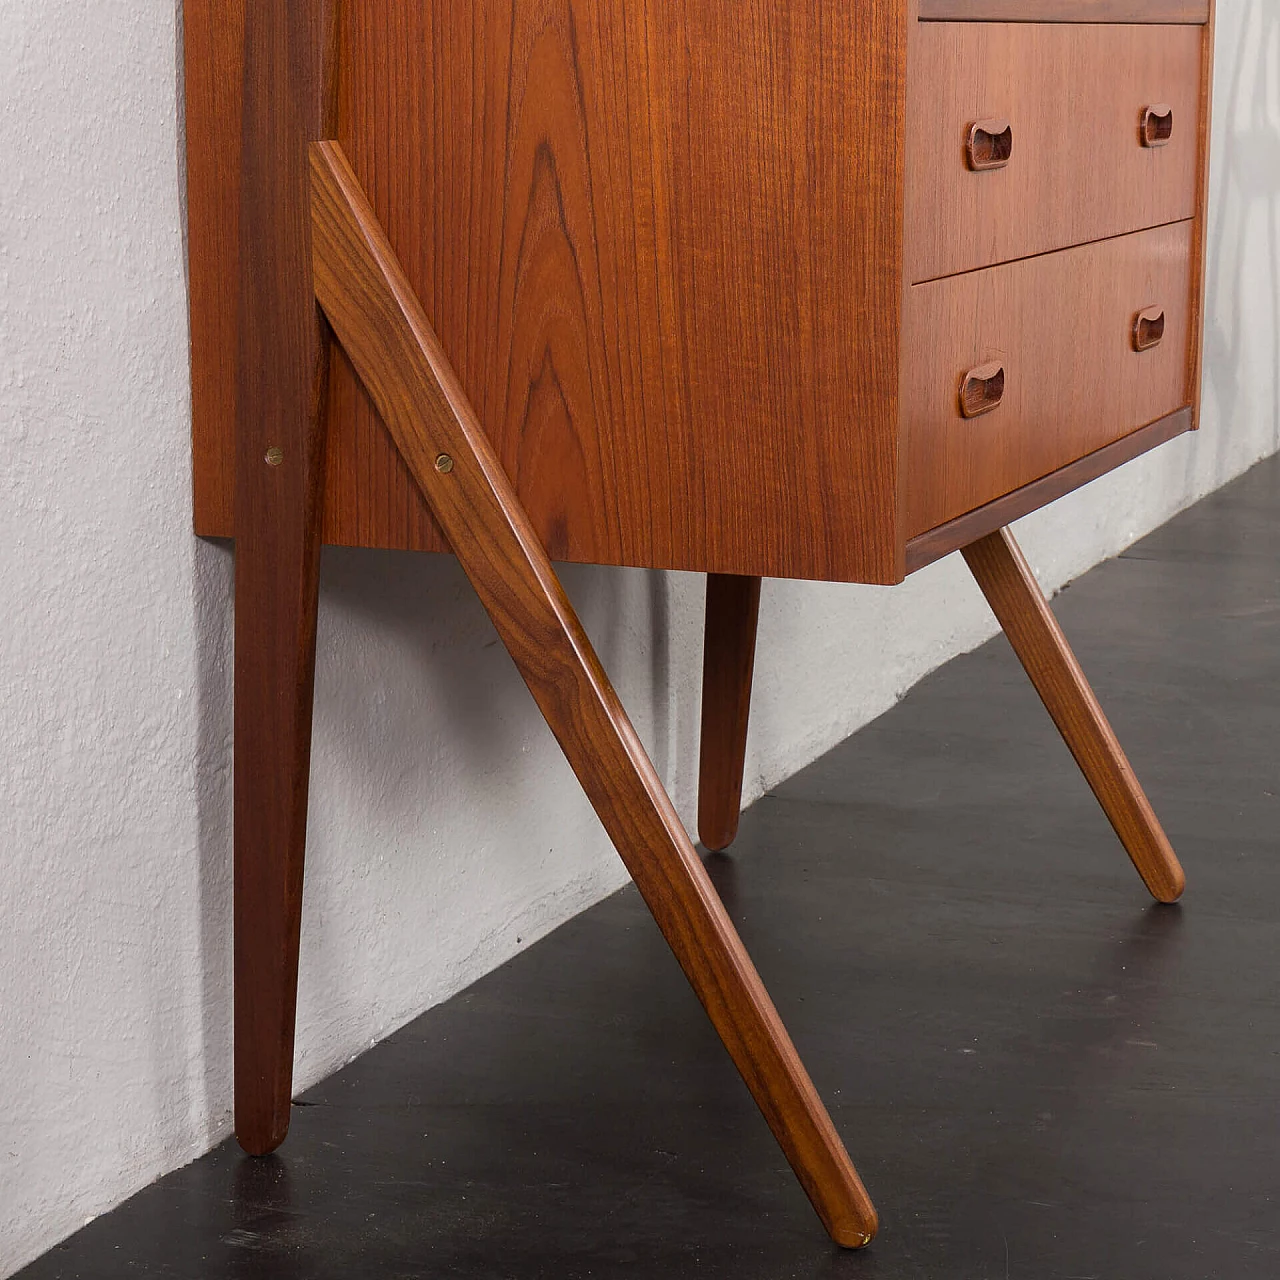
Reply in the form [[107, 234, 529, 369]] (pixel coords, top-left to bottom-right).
[[699, 574, 763, 851], [962, 528, 1185, 904], [309, 141, 877, 1248], [233, 3, 339, 1156]]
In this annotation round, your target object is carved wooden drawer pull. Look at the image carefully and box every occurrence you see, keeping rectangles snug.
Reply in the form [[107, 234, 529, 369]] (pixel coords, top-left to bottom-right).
[[959, 361, 1006, 417], [1141, 104, 1174, 147], [1133, 306, 1166, 352], [966, 118, 1013, 171]]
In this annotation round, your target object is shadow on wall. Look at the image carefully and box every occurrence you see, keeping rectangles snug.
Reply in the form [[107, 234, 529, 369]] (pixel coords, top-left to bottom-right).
[[308, 549, 687, 835], [192, 538, 234, 1138], [189, 525, 694, 1125], [1202, 0, 1280, 473]]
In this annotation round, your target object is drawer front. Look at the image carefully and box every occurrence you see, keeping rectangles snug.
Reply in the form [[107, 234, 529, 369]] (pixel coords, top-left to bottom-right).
[[904, 221, 1194, 538], [905, 22, 1202, 282]]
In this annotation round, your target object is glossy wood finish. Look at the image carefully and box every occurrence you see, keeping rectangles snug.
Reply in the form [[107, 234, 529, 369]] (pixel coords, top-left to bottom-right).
[[189, 0, 907, 584], [905, 21, 1202, 282], [962, 529, 1185, 903], [904, 220, 1195, 538], [185, 0, 244, 537], [309, 141, 878, 1248], [189, 4, 1216, 578], [919, 0, 1209, 20], [232, 1, 339, 1157], [699, 576, 763, 853], [904, 409, 1192, 573]]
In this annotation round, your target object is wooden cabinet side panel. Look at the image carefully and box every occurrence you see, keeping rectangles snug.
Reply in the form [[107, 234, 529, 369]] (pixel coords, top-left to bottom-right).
[[319, 0, 906, 582], [185, 0, 244, 538]]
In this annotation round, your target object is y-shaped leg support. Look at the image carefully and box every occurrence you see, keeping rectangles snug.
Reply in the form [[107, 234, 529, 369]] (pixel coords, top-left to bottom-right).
[[307, 141, 877, 1248]]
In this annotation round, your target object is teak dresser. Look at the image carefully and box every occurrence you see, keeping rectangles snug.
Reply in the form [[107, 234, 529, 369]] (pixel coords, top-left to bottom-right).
[[185, 0, 1216, 1249]]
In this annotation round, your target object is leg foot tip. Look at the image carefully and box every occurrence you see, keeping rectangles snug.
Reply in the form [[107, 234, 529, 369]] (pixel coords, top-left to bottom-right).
[[236, 1134, 285, 1157], [1152, 865, 1187, 904], [832, 1215, 878, 1249], [235, 1116, 290, 1157], [827, 1199, 878, 1249], [697, 821, 738, 853]]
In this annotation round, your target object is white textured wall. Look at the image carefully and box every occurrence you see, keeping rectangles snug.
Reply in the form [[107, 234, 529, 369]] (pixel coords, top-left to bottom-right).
[[1, 3, 1277, 1274]]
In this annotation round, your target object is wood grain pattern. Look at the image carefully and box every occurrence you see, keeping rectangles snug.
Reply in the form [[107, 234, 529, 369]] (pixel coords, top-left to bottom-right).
[[905, 409, 1192, 574], [962, 528, 1185, 903], [188, 0, 907, 582], [904, 221, 1195, 538], [905, 21, 1203, 282], [232, 1, 339, 1157], [918, 0, 1209, 20], [187, 5, 1216, 583], [699, 575, 763, 852], [185, 0, 244, 537], [310, 141, 878, 1248]]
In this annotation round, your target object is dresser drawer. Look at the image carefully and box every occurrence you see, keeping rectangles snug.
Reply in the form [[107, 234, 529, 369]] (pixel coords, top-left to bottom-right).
[[905, 22, 1202, 283], [904, 220, 1194, 538]]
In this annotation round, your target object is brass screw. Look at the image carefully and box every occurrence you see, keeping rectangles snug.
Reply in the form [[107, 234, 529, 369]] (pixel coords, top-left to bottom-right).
[[435, 453, 455, 474], [264, 446, 284, 467]]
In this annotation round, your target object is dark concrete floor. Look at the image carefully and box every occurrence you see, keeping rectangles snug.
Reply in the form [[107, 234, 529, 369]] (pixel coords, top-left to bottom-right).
[[22, 454, 1280, 1279]]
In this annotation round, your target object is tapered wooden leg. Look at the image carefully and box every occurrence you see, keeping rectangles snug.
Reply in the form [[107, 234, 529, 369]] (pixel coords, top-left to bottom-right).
[[233, 497, 325, 1157], [233, 3, 339, 1156], [309, 142, 878, 1247], [699, 574, 763, 851], [962, 527, 1186, 904]]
